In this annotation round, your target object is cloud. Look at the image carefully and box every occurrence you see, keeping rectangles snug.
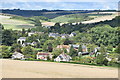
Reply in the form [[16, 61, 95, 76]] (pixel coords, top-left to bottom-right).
[[0, 2, 118, 10], [0, 0, 119, 3]]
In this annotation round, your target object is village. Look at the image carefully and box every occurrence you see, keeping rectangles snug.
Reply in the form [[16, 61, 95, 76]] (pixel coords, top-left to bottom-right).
[[9, 29, 119, 67], [1, 3, 120, 78]]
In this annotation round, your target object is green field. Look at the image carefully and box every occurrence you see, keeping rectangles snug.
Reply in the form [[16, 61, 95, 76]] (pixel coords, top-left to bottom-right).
[[51, 13, 113, 23], [0, 12, 117, 30], [0, 15, 35, 30]]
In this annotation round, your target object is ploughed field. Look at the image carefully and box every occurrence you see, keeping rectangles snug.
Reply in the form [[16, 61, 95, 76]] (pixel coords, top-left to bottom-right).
[[1, 59, 118, 78]]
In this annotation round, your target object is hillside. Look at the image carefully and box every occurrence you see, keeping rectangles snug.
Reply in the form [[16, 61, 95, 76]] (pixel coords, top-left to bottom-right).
[[1, 9, 117, 19], [0, 11, 118, 30], [51, 12, 117, 23], [82, 12, 118, 24], [1, 9, 93, 19], [0, 14, 35, 30]]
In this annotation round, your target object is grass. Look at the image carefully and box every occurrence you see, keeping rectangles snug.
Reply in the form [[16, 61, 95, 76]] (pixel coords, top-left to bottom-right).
[[23, 58, 119, 68], [51, 14, 91, 23]]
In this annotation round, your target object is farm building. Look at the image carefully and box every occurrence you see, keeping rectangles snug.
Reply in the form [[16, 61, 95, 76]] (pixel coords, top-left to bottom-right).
[[36, 52, 53, 60]]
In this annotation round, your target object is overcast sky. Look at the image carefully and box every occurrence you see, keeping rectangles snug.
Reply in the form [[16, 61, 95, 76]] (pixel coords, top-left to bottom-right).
[[0, 0, 119, 10]]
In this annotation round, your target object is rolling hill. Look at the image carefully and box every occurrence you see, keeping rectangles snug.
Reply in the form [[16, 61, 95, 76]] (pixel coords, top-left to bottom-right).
[[51, 12, 117, 23], [0, 10, 118, 30], [0, 14, 35, 30]]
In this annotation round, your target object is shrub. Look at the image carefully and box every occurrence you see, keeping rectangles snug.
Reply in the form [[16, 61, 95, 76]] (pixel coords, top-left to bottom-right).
[[95, 54, 106, 66], [108, 59, 118, 67], [80, 56, 94, 64]]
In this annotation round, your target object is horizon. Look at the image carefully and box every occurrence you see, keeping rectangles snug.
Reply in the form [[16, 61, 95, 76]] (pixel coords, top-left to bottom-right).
[[0, 9, 118, 10]]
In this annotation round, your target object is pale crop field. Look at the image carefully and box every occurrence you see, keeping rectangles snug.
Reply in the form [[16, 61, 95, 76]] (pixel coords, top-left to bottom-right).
[[1, 59, 118, 78], [0, 15, 35, 30], [82, 12, 118, 24]]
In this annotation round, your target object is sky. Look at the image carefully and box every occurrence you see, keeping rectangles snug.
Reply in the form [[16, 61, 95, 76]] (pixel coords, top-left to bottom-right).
[[0, 0, 119, 10]]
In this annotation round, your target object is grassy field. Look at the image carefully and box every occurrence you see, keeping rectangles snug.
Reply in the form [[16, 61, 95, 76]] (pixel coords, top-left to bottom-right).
[[51, 12, 117, 23], [1, 59, 118, 78], [0, 15, 35, 30], [51, 13, 92, 23], [0, 12, 118, 30]]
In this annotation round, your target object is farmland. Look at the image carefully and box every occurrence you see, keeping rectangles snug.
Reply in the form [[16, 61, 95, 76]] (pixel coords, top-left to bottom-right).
[[0, 15, 34, 30], [2, 59, 118, 78]]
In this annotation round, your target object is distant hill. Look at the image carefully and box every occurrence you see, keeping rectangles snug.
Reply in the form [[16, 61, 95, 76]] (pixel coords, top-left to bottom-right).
[[51, 12, 115, 23], [1, 9, 117, 19], [0, 14, 35, 30]]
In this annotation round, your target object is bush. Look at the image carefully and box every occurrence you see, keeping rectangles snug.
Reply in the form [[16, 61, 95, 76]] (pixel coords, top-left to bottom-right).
[[108, 59, 118, 67], [25, 58, 36, 61], [95, 54, 106, 66], [103, 58, 109, 66], [80, 56, 94, 64]]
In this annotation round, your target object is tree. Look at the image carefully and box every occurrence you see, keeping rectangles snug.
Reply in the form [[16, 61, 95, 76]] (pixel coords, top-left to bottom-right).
[[27, 28, 31, 32], [52, 49, 62, 58], [42, 41, 53, 52], [21, 28, 26, 37], [63, 38, 72, 45], [95, 54, 107, 66], [1, 46, 11, 58], [10, 43, 22, 52], [21, 46, 33, 55], [78, 44, 82, 52], [100, 45, 107, 55], [63, 48, 67, 53], [0, 23, 4, 30], [34, 19, 42, 26], [87, 44, 97, 53], [116, 43, 120, 54], [26, 35, 38, 43], [69, 45, 77, 57], [2, 29, 13, 46], [48, 42, 53, 52], [95, 45, 107, 66]]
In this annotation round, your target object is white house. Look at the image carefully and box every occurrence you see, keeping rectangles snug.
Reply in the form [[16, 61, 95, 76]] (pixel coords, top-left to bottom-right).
[[60, 34, 69, 39], [17, 37, 26, 46], [49, 33, 60, 38], [69, 32, 76, 37], [12, 51, 24, 60], [54, 53, 72, 62], [28, 32, 35, 36], [36, 52, 53, 60]]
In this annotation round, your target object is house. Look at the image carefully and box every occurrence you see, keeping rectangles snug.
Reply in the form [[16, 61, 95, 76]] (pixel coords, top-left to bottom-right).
[[69, 32, 76, 37], [36, 52, 53, 60], [56, 45, 70, 52], [70, 44, 88, 52], [31, 41, 37, 46], [28, 32, 35, 36], [69, 44, 79, 49], [54, 53, 72, 62], [12, 51, 24, 60], [78, 52, 89, 56], [82, 45, 88, 52], [60, 34, 69, 38], [17, 37, 26, 45], [49, 33, 60, 38]]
